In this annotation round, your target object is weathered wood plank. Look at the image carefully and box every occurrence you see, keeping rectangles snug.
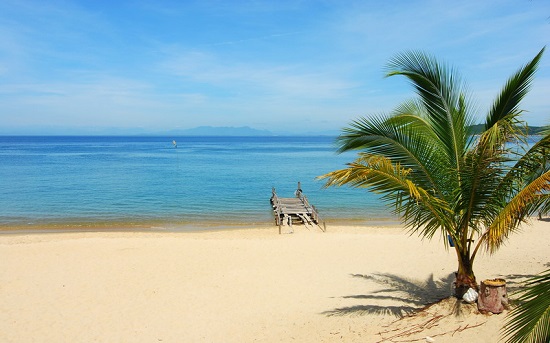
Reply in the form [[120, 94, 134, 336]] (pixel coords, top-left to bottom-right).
[[271, 183, 325, 233]]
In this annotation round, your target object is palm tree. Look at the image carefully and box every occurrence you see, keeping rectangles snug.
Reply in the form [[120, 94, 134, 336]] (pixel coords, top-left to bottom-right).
[[319, 47, 550, 297], [502, 268, 550, 343]]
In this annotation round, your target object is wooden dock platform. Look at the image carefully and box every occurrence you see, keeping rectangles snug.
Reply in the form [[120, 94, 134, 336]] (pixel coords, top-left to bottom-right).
[[270, 182, 325, 234]]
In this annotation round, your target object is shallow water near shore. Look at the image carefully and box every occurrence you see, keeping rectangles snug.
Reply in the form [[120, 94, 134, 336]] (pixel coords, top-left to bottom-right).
[[0, 136, 398, 231]]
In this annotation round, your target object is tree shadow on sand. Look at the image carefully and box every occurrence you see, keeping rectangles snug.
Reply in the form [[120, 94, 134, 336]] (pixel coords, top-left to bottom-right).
[[502, 273, 538, 294], [498, 271, 546, 307], [323, 273, 455, 318], [323, 271, 543, 318]]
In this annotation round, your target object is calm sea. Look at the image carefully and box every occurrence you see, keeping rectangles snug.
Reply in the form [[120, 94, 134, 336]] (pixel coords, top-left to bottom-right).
[[0, 136, 396, 231]]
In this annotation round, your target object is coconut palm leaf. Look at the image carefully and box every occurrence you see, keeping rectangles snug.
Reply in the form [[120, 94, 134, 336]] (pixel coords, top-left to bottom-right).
[[507, 131, 550, 184], [486, 48, 545, 130], [502, 268, 550, 343], [320, 154, 452, 238], [455, 142, 506, 234], [336, 114, 445, 196], [456, 49, 546, 231], [535, 193, 550, 216], [476, 132, 550, 251], [385, 51, 474, 172], [483, 170, 550, 252]]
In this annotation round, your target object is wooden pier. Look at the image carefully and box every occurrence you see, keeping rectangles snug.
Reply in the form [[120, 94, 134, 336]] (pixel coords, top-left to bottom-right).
[[270, 182, 325, 234]]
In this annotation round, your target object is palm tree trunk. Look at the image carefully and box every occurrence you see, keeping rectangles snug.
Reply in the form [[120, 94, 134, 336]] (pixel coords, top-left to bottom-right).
[[455, 251, 478, 298]]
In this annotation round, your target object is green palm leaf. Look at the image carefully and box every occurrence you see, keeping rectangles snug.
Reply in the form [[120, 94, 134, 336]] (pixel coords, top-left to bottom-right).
[[385, 51, 474, 172], [484, 170, 550, 252], [336, 113, 445, 196], [486, 48, 545, 130], [502, 269, 550, 343], [319, 154, 452, 237]]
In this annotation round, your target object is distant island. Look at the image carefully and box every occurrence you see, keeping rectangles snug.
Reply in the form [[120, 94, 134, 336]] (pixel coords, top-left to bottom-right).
[[468, 124, 546, 135]]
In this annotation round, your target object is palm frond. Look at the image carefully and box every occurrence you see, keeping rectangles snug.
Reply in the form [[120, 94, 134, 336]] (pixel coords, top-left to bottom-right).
[[455, 143, 507, 235], [490, 131, 550, 219], [534, 193, 550, 216], [484, 170, 550, 253], [320, 154, 412, 191], [319, 154, 452, 236], [502, 268, 550, 343], [486, 47, 545, 130], [511, 131, 550, 180], [456, 120, 525, 228], [385, 51, 474, 171], [336, 113, 449, 199], [391, 98, 427, 118]]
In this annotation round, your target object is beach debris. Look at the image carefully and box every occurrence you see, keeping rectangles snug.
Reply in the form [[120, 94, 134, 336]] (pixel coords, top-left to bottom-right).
[[462, 287, 478, 303], [425, 336, 435, 342], [375, 297, 487, 342]]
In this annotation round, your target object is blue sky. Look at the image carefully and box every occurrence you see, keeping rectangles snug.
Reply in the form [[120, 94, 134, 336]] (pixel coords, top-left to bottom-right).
[[1, 0, 549, 135]]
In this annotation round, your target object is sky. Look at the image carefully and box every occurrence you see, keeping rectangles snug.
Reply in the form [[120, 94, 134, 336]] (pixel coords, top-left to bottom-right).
[[0, 0, 549, 135]]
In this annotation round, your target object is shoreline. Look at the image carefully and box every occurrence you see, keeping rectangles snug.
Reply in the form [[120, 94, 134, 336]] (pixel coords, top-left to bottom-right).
[[1, 219, 547, 342], [0, 216, 403, 234]]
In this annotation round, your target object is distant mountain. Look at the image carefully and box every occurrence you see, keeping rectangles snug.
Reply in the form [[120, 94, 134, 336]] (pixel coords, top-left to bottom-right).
[[173, 126, 274, 136]]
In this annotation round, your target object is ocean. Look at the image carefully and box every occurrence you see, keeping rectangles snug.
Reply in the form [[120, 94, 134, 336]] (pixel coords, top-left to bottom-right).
[[0, 136, 396, 231]]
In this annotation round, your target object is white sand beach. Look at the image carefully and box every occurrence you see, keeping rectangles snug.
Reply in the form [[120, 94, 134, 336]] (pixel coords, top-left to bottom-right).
[[0, 220, 548, 342]]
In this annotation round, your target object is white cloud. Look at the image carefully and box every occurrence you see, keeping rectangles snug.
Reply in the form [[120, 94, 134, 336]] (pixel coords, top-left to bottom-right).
[[158, 48, 359, 100]]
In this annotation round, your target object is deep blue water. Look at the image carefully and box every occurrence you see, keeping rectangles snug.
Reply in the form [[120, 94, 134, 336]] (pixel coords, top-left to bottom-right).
[[0, 136, 395, 230]]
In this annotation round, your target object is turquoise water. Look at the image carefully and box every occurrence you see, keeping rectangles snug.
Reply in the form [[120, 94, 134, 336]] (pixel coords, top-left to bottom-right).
[[0, 136, 395, 230]]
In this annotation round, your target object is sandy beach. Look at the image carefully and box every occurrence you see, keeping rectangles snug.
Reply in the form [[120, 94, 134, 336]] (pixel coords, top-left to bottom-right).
[[1, 220, 548, 342]]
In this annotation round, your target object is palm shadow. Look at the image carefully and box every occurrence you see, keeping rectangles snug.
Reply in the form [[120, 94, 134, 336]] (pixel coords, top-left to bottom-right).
[[323, 272, 455, 318], [499, 271, 546, 306], [323, 271, 544, 318], [501, 273, 537, 294]]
